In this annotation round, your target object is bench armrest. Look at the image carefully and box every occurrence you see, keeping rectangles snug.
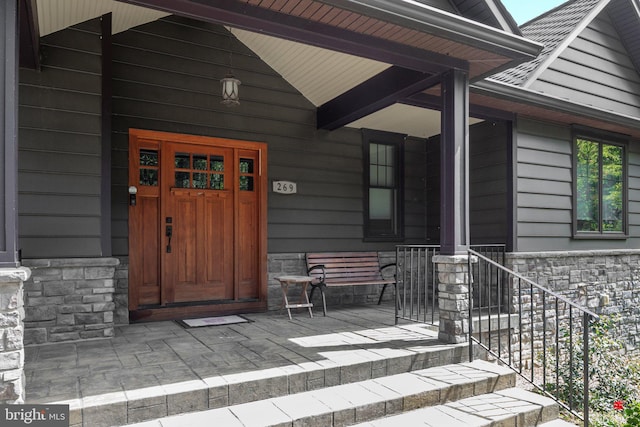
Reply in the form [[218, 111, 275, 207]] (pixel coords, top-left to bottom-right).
[[380, 263, 397, 281], [307, 264, 326, 284]]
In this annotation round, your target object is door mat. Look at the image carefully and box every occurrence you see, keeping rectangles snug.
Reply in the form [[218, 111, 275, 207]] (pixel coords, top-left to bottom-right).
[[177, 315, 251, 328]]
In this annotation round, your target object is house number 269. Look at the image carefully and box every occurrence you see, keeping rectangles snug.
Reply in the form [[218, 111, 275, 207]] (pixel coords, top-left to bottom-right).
[[272, 181, 297, 194]]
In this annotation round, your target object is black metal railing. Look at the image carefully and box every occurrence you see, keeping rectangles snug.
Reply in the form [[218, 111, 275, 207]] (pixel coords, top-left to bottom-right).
[[468, 248, 598, 427], [395, 245, 440, 325], [394, 244, 506, 326], [470, 244, 507, 312]]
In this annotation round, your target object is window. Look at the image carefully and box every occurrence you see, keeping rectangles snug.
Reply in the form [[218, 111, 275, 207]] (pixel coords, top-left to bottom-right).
[[363, 129, 404, 240], [573, 129, 627, 237]]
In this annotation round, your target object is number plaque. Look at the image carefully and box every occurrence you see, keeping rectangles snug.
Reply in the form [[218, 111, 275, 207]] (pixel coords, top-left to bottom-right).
[[272, 181, 297, 194]]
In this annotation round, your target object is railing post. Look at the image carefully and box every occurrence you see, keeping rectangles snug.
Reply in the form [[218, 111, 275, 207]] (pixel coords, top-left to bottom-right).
[[395, 246, 400, 325], [434, 254, 476, 344], [468, 254, 474, 362], [583, 312, 590, 427]]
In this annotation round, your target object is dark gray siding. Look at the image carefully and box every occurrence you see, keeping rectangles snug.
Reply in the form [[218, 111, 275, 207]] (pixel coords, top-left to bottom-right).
[[418, 0, 457, 13], [516, 117, 640, 251], [530, 13, 640, 118], [425, 136, 440, 243], [423, 121, 510, 246], [469, 120, 509, 245], [111, 16, 428, 255], [18, 19, 103, 258], [453, 0, 502, 29], [628, 141, 640, 240], [516, 119, 573, 251], [404, 136, 428, 243]]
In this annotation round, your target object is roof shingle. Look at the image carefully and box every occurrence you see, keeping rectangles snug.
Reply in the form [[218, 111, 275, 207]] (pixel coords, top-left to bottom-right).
[[492, 0, 601, 86]]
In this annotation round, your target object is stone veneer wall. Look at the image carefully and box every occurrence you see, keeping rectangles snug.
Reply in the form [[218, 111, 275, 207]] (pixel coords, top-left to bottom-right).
[[22, 258, 119, 345], [114, 257, 129, 325], [0, 268, 30, 404], [506, 250, 640, 353]]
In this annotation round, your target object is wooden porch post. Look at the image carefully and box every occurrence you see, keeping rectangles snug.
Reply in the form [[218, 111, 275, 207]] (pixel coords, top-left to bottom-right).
[[0, 0, 19, 268], [440, 69, 469, 255], [436, 69, 471, 343], [0, 2, 29, 405]]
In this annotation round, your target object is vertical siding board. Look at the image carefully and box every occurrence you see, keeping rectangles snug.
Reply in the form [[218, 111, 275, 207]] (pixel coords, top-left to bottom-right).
[[18, 18, 103, 258]]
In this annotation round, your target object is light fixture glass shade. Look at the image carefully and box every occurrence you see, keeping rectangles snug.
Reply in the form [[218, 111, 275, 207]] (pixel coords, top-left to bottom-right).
[[221, 73, 241, 106]]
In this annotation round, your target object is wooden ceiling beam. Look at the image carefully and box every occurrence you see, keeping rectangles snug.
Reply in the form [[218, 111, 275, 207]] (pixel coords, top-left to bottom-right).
[[318, 66, 441, 130], [18, 0, 40, 69]]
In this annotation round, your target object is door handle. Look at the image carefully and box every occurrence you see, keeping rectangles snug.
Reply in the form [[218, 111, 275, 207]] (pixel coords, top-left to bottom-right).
[[166, 225, 173, 253]]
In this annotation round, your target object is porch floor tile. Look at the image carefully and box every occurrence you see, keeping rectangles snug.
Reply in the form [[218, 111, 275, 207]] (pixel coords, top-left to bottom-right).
[[24, 303, 441, 405]]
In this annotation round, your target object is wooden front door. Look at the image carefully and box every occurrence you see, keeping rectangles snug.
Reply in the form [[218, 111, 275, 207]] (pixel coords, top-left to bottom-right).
[[128, 129, 267, 321]]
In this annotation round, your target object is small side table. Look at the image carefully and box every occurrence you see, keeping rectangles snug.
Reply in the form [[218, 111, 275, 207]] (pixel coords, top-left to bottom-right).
[[275, 275, 314, 320]]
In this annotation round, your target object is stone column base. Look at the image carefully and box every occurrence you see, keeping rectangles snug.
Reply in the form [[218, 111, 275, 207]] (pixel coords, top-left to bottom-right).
[[433, 254, 475, 344], [0, 267, 31, 404]]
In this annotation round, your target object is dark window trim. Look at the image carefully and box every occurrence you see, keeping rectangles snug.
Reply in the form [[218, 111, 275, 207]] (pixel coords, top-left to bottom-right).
[[571, 125, 629, 239], [362, 129, 405, 242]]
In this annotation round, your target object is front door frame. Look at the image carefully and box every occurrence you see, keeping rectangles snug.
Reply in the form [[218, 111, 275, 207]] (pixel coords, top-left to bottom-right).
[[128, 129, 268, 322]]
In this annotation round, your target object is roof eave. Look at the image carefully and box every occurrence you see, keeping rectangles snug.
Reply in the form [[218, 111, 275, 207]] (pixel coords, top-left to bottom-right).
[[473, 78, 640, 133], [321, 0, 543, 61], [483, 0, 523, 36]]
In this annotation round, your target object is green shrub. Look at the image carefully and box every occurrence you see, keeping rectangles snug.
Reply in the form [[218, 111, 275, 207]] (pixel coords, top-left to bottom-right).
[[541, 315, 640, 424], [623, 401, 640, 427]]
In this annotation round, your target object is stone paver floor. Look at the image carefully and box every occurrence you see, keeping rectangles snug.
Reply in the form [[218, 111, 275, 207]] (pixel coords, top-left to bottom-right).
[[24, 303, 442, 404]]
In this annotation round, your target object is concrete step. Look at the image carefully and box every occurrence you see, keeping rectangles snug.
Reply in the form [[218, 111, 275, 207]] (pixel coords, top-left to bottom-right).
[[67, 325, 469, 427], [120, 359, 516, 426], [353, 387, 560, 426]]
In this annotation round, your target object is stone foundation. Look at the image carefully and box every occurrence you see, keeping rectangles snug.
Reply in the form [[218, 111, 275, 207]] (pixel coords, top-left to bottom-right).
[[0, 267, 30, 404], [22, 258, 119, 345], [48, 252, 396, 334], [507, 250, 640, 354], [114, 257, 129, 325], [21, 250, 640, 352]]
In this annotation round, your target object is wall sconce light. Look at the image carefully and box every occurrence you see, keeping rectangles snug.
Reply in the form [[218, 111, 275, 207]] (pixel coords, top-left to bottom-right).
[[128, 186, 137, 206], [221, 73, 241, 107], [221, 30, 241, 107]]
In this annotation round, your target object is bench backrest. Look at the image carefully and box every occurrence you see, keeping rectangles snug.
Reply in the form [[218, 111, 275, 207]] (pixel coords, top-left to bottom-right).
[[306, 252, 386, 284]]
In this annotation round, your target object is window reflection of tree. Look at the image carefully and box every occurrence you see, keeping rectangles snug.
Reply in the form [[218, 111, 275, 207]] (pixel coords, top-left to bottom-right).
[[576, 138, 623, 233]]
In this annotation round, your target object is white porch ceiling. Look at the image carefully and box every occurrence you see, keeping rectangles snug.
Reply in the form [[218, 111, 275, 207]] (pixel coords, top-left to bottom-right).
[[229, 28, 390, 107], [34, 0, 468, 138], [36, 0, 170, 36]]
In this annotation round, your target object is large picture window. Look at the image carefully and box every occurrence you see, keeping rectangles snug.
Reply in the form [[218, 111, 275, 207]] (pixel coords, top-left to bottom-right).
[[363, 129, 404, 241], [574, 130, 627, 237]]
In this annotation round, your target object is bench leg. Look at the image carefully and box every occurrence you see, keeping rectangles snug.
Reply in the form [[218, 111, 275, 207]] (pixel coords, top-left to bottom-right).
[[310, 284, 327, 316], [309, 284, 317, 302], [378, 284, 388, 305], [321, 288, 327, 316]]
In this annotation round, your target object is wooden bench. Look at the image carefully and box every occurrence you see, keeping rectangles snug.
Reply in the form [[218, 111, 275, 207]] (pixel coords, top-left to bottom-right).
[[306, 251, 396, 316]]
